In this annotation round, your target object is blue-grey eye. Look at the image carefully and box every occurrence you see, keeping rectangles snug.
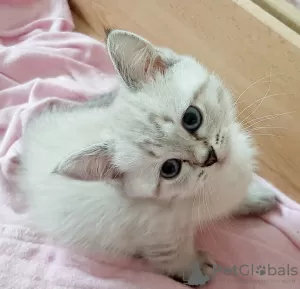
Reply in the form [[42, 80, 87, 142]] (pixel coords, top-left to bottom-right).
[[160, 159, 182, 179], [182, 106, 202, 133]]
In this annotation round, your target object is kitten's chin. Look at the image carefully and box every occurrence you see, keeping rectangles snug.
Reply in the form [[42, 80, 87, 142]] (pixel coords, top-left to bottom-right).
[[198, 132, 255, 220], [215, 155, 229, 167]]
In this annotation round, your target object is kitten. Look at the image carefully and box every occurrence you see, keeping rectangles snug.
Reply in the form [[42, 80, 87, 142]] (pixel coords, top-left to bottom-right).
[[19, 29, 276, 281]]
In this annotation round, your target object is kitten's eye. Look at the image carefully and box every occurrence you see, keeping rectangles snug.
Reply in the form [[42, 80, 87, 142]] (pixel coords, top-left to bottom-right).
[[160, 159, 182, 179], [182, 106, 202, 133]]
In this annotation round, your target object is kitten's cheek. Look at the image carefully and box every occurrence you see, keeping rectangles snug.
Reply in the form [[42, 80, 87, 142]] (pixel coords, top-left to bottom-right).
[[122, 175, 158, 199], [217, 147, 231, 165]]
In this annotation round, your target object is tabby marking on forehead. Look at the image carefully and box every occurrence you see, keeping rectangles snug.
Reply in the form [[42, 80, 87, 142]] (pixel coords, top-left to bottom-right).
[[138, 140, 161, 159], [192, 77, 210, 103], [162, 116, 174, 124], [148, 113, 165, 139], [143, 139, 163, 148]]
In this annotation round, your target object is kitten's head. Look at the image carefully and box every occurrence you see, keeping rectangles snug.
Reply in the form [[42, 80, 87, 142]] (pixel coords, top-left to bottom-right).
[[56, 30, 255, 209]]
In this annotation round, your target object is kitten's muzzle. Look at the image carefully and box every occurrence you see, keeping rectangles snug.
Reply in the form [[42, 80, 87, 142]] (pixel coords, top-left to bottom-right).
[[201, 146, 218, 167]]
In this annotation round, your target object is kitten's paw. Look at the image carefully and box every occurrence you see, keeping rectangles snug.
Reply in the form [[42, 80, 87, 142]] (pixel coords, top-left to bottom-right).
[[197, 251, 216, 278], [235, 182, 277, 216], [171, 252, 215, 287]]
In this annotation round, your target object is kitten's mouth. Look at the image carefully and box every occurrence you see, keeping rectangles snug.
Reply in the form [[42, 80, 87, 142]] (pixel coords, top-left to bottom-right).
[[201, 146, 218, 167], [200, 153, 229, 169]]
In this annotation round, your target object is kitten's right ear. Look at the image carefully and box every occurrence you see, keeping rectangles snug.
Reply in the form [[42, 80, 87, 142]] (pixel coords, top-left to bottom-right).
[[53, 144, 121, 181], [105, 29, 168, 90]]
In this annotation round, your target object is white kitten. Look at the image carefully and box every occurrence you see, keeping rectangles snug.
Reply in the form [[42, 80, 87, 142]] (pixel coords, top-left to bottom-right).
[[19, 29, 276, 280]]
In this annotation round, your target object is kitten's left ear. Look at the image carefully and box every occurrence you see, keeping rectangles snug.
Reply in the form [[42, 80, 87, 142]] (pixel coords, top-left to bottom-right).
[[53, 144, 121, 181], [105, 29, 168, 90]]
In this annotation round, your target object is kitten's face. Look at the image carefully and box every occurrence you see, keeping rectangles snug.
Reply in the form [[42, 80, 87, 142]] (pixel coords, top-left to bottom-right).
[[105, 30, 255, 204], [55, 29, 254, 218]]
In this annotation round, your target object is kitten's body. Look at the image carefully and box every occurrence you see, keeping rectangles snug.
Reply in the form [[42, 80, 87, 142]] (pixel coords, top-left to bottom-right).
[[19, 30, 276, 278]]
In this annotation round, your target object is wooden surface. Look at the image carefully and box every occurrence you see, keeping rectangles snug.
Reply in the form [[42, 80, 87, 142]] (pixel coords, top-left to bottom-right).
[[236, 0, 300, 49], [69, 0, 300, 202], [253, 0, 300, 34]]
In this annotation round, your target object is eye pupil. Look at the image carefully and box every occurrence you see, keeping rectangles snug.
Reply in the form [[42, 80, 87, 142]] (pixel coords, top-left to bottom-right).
[[183, 112, 198, 126], [161, 159, 182, 179], [182, 106, 202, 133]]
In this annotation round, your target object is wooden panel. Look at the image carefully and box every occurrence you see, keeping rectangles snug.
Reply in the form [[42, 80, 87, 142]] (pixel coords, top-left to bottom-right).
[[252, 0, 300, 34], [70, 0, 300, 202], [236, 0, 300, 48]]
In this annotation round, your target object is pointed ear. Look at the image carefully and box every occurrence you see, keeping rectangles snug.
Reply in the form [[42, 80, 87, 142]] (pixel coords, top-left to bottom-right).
[[105, 29, 168, 90], [53, 144, 121, 181]]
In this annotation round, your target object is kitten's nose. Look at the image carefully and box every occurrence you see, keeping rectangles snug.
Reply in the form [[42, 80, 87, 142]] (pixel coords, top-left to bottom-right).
[[202, 146, 218, 167]]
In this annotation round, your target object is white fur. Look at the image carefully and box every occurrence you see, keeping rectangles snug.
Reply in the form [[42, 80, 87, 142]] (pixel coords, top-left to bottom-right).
[[19, 29, 276, 278]]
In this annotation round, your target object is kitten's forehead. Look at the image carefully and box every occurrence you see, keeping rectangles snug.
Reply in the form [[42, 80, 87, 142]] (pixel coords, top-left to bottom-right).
[[140, 57, 210, 114], [123, 56, 231, 146], [170, 57, 209, 99]]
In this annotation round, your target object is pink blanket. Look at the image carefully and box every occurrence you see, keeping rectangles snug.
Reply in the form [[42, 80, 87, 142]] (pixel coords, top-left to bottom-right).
[[0, 1, 299, 288]]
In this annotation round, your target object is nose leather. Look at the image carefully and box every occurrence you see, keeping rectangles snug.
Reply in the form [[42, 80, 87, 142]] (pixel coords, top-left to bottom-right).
[[202, 146, 218, 167]]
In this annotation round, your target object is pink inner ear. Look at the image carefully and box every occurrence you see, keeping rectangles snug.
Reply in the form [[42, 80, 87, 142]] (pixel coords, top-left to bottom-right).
[[55, 153, 122, 181], [72, 155, 121, 181], [144, 56, 167, 76]]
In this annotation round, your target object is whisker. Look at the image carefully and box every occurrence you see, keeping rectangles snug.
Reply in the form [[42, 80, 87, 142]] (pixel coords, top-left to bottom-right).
[[242, 111, 294, 129], [222, 215, 234, 229], [191, 195, 197, 228], [236, 78, 272, 121], [191, 178, 200, 231], [233, 72, 286, 108], [238, 95, 271, 125], [206, 180, 234, 231], [203, 186, 217, 245], [237, 92, 293, 123], [215, 214, 233, 231], [251, 133, 283, 137], [198, 191, 209, 236], [206, 186, 218, 232], [247, 126, 287, 133], [201, 190, 212, 241]]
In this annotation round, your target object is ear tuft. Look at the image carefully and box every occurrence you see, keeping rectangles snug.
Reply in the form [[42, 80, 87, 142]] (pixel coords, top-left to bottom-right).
[[53, 144, 122, 181], [104, 27, 114, 43], [106, 29, 168, 90], [144, 56, 167, 76]]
